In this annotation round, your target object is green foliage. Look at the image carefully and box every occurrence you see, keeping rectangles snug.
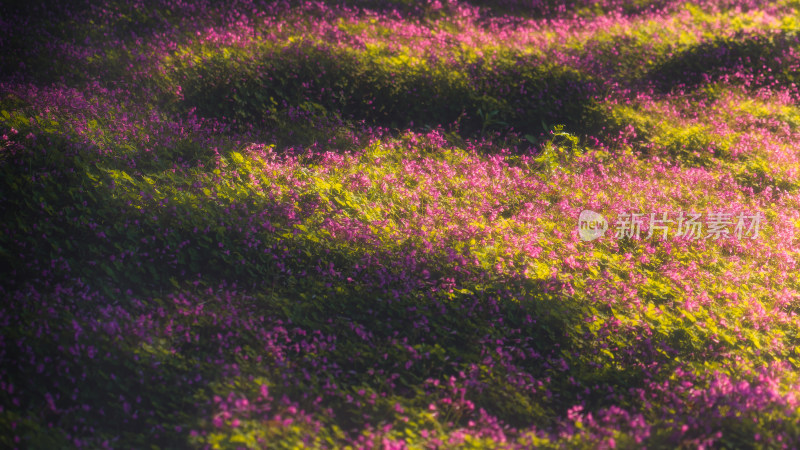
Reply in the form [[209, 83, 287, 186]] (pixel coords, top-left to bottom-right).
[[165, 40, 600, 138], [650, 30, 800, 91], [533, 125, 583, 173]]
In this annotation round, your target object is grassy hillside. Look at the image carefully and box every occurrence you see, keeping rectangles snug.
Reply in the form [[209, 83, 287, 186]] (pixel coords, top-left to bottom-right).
[[2, 0, 800, 448]]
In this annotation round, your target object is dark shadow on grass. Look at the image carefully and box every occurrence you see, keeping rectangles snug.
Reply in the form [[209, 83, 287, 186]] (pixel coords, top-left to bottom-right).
[[648, 30, 800, 93], [176, 41, 602, 142]]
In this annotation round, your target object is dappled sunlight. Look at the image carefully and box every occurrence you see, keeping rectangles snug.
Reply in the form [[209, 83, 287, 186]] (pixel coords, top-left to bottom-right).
[[3, 0, 800, 448]]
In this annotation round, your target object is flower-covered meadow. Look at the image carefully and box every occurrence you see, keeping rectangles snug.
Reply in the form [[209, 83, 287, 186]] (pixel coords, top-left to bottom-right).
[[2, 0, 800, 448]]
